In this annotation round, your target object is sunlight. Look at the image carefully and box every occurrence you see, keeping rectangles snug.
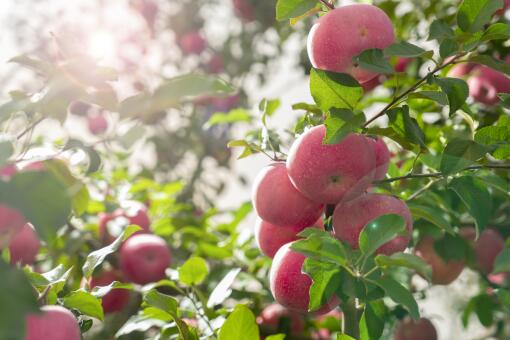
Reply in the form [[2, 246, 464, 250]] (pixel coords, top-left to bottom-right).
[[87, 30, 116, 61]]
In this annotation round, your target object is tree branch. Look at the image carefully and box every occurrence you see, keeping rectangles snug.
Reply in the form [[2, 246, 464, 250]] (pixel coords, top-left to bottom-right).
[[318, 0, 335, 10]]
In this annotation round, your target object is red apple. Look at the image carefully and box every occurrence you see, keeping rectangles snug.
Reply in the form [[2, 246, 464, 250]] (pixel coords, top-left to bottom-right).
[[467, 66, 510, 106], [87, 113, 108, 135], [361, 76, 382, 92], [9, 223, 40, 265], [394, 317, 438, 340], [448, 63, 477, 78], [395, 57, 412, 73], [257, 303, 305, 335], [270, 242, 340, 314], [211, 95, 239, 112], [232, 0, 255, 22], [90, 270, 130, 314], [0, 164, 17, 180], [120, 234, 171, 284], [207, 54, 224, 74], [332, 193, 412, 255], [21, 161, 46, 172], [0, 204, 26, 248], [252, 162, 324, 228], [99, 207, 150, 243], [475, 229, 505, 274], [178, 31, 207, 55], [25, 305, 81, 340], [307, 4, 395, 83], [369, 137, 391, 181], [286, 125, 375, 204], [414, 236, 464, 285]]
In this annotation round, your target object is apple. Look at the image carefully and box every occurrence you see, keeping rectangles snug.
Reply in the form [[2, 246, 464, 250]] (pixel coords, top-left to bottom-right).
[[414, 236, 464, 285], [307, 4, 395, 83], [332, 193, 412, 255], [99, 206, 151, 243], [448, 63, 477, 78], [87, 112, 108, 135], [394, 317, 438, 340], [178, 31, 207, 55], [210, 95, 239, 112], [120, 234, 171, 284], [207, 54, 224, 74], [287, 125, 376, 204], [475, 229, 505, 274], [9, 223, 40, 265], [270, 242, 340, 314], [25, 305, 81, 340], [252, 162, 324, 228], [255, 217, 322, 258], [361, 76, 382, 92], [89, 270, 130, 314], [495, 0, 510, 15], [467, 66, 510, 106], [21, 161, 46, 172], [68, 101, 90, 116], [0, 164, 17, 180], [256, 303, 305, 335], [395, 57, 412, 73], [368, 137, 390, 181], [232, 0, 255, 22], [0, 204, 26, 248]]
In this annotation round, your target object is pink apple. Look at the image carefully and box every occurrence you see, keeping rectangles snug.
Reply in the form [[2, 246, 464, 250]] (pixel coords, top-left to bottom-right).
[[211, 95, 239, 112], [25, 305, 81, 340], [0, 164, 17, 180], [448, 63, 477, 78], [120, 234, 171, 284], [68, 101, 91, 116], [475, 229, 505, 274], [0, 204, 26, 248], [395, 57, 412, 73], [207, 54, 224, 74], [178, 31, 207, 55], [252, 163, 324, 228], [257, 303, 305, 335], [89, 270, 130, 314], [286, 125, 376, 204], [361, 76, 382, 92], [9, 223, 40, 265], [307, 4, 395, 83], [270, 242, 340, 314], [394, 317, 438, 340], [369, 137, 390, 181], [232, 0, 255, 21], [332, 193, 412, 255], [467, 66, 510, 106], [99, 207, 150, 244], [87, 113, 108, 135]]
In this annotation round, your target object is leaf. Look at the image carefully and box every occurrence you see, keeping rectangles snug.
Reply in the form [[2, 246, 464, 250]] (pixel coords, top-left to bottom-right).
[[178, 257, 209, 286], [359, 300, 387, 340], [291, 234, 348, 266], [449, 176, 492, 234], [205, 109, 252, 128], [275, 0, 317, 21], [266, 335, 286, 340], [457, 0, 504, 33], [493, 248, 510, 274], [469, 55, 510, 76], [428, 20, 454, 41], [376, 253, 432, 280], [439, 39, 460, 59], [144, 289, 178, 315], [408, 91, 448, 105], [302, 258, 342, 312], [207, 268, 241, 308], [82, 225, 141, 279], [358, 214, 406, 256], [63, 290, 104, 321], [9, 54, 54, 75], [354, 49, 394, 74], [323, 109, 365, 145], [90, 281, 133, 298], [218, 304, 259, 340], [0, 135, 13, 166], [310, 68, 363, 111], [482, 23, 510, 41], [475, 125, 510, 160], [25, 264, 73, 295], [384, 42, 432, 58], [386, 106, 426, 149], [433, 77, 469, 116], [118, 125, 147, 150], [439, 139, 489, 175], [337, 335, 356, 340], [375, 276, 419, 320], [495, 289, 510, 310], [408, 203, 453, 234], [499, 93, 510, 109]]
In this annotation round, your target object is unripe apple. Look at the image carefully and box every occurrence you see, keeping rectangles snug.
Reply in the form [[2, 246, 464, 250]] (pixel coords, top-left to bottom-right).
[[255, 217, 322, 258], [252, 163, 324, 228], [9, 223, 40, 265], [270, 242, 340, 314], [332, 193, 412, 255], [87, 113, 108, 135], [395, 57, 412, 73], [394, 317, 438, 340], [257, 303, 305, 335], [475, 229, 505, 274], [467, 66, 510, 106], [0, 204, 26, 248], [414, 236, 464, 285], [369, 137, 390, 181], [120, 234, 171, 284], [178, 31, 207, 55], [232, 0, 255, 22], [25, 305, 81, 340], [307, 4, 395, 83], [0, 164, 17, 180], [287, 125, 375, 204], [89, 270, 130, 314]]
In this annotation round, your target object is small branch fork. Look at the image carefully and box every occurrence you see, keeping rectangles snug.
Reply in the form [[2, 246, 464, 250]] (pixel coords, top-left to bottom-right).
[[319, 0, 335, 10]]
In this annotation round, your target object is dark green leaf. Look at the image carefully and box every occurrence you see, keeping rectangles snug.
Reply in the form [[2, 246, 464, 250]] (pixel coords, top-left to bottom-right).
[[493, 248, 510, 274], [375, 253, 432, 280], [408, 91, 448, 105], [310, 69, 363, 111], [482, 23, 510, 41], [475, 126, 510, 160], [384, 42, 432, 58], [433, 77, 469, 116], [457, 0, 504, 33], [358, 214, 406, 256], [433, 234, 471, 262], [144, 289, 178, 316], [375, 276, 419, 320], [359, 300, 387, 340], [291, 234, 348, 266], [354, 49, 394, 74], [469, 55, 510, 76], [387, 106, 426, 148], [439, 139, 489, 175], [302, 258, 342, 312], [428, 20, 454, 41], [408, 203, 453, 234], [439, 39, 460, 59]]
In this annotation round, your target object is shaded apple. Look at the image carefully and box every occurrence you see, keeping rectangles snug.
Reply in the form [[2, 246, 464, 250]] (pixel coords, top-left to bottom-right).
[[9, 223, 40, 265], [252, 162, 324, 228], [89, 270, 131, 314], [0, 204, 26, 248], [307, 4, 395, 83], [25, 305, 81, 340], [394, 317, 438, 340], [257, 303, 305, 335], [287, 125, 375, 204], [475, 229, 505, 274], [178, 31, 207, 55], [368, 137, 390, 181], [332, 193, 412, 255]]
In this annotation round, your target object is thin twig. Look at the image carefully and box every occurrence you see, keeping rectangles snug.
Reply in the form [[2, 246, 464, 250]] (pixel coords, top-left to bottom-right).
[[318, 0, 335, 10], [17, 116, 44, 140]]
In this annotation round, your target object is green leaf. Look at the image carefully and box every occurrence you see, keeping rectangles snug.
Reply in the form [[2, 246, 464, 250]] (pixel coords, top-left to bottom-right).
[[493, 248, 510, 274], [310, 69, 363, 111], [118, 125, 147, 150], [495, 289, 510, 310], [474, 294, 497, 326], [433, 77, 469, 116], [205, 109, 252, 128], [0, 136, 13, 166], [457, 0, 503, 33], [337, 335, 356, 340], [375, 253, 432, 280], [218, 304, 259, 340], [434, 234, 471, 262], [439, 39, 460, 59], [359, 214, 406, 256], [323, 109, 365, 145], [275, 0, 317, 21], [178, 257, 209, 286], [291, 234, 348, 266], [266, 335, 286, 340], [63, 290, 104, 321], [386, 106, 426, 149], [449, 176, 492, 234], [207, 268, 241, 308], [408, 91, 448, 106], [359, 300, 387, 340], [408, 203, 453, 234], [375, 276, 419, 320], [144, 289, 178, 315], [25, 264, 73, 295], [469, 55, 510, 76], [302, 258, 342, 312], [439, 139, 489, 175], [475, 125, 510, 160], [82, 225, 142, 279], [428, 20, 454, 41], [384, 42, 432, 58], [499, 93, 510, 109], [354, 49, 394, 74], [482, 23, 510, 41]]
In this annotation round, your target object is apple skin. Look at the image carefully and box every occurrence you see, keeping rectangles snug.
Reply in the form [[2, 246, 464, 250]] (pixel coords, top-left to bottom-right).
[[395, 57, 411, 73], [361, 76, 382, 92], [307, 4, 395, 83], [207, 54, 224, 74], [467, 66, 510, 106], [255, 217, 322, 258], [394, 317, 438, 340], [256, 303, 305, 335], [232, 0, 255, 22], [89, 270, 131, 314], [252, 162, 324, 228], [369, 137, 390, 181], [0, 164, 17, 180], [87, 113, 108, 135], [475, 229, 505, 274], [270, 242, 340, 314], [99, 207, 151, 243], [178, 31, 207, 55], [332, 193, 412, 255], [120, 234, 171, 284], [9, 223, 40, 265], [448, 63, 477, 78], [25, 305, 81, 340], [287, 125, 376, 204], [414, 236, 464, 285], [0, 204, 26, 248]]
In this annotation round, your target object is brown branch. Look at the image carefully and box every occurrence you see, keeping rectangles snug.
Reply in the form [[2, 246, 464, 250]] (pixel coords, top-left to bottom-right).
[[318, 0, 334, 10]]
